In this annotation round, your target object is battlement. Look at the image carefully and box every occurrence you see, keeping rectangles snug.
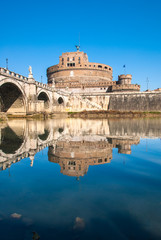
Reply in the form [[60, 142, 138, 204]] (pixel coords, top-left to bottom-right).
[[111, 84, 140, 92]]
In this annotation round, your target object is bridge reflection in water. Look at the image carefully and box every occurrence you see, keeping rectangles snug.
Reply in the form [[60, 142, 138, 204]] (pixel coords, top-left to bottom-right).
[[1, 118, 161, 177]]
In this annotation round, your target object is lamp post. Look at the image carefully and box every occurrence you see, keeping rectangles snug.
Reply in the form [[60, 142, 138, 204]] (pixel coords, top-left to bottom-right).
[[6, 58, 8, 70], [146, 77, 149, 90]]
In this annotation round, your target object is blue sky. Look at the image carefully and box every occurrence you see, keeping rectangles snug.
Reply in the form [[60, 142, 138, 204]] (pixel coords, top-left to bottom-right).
[[0, 0, 161, 90]]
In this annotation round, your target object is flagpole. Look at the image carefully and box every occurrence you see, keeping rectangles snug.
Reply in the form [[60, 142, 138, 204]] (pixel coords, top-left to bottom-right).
[[123, 65, 126, 75]]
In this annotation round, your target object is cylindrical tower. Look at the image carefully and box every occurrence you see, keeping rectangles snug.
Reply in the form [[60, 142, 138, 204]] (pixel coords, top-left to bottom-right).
[[47, 50, 113, 93], [118, 74, 132, 85]]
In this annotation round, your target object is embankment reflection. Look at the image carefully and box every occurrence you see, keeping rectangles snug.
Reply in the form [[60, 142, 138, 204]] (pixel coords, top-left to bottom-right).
[[0, 118, 161, 176]]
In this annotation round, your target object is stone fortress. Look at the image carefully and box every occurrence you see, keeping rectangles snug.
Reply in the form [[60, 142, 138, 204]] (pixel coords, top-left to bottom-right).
[[0, 46, 161, 115], [47, 47, 140, 93]]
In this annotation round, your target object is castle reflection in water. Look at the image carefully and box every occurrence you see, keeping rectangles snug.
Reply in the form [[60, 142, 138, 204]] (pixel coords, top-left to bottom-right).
[[0, 118, 161, 177]]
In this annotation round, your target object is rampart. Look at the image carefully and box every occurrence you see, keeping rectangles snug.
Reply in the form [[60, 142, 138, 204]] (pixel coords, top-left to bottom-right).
[[107, 92, 161, 112]]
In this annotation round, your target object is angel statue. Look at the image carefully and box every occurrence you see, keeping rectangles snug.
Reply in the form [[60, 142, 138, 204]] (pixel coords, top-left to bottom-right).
[[29, 66, 32, 74], [75, 45, 80, 52]]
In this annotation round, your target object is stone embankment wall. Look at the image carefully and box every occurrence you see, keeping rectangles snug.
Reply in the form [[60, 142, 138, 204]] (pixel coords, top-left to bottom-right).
[[108, 92, 161, 112]]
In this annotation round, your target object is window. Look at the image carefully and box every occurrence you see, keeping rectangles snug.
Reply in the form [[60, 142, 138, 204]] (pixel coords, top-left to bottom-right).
[[68, 161, 76, 165], [67, 57, 69, 61], [62, 58, 64, 65], [73, 57, 75, 61], [98, 65, 102, 68], [67, 63, 75, 67], [98, 159, 102, 163], [104, 66, 107, 69]]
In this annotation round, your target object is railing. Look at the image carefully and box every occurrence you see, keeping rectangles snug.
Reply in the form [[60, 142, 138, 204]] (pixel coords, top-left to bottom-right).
[[0, 67, 28, 81], [0, 67, 53, 91], [35, 81, 53, 91]]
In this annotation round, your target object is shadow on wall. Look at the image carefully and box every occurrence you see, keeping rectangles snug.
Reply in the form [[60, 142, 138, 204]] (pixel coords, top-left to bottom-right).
[[0, 83, 25, 113]]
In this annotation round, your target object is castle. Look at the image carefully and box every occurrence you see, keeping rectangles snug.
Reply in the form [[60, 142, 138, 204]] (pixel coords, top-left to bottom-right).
[[47, 46, 140, 93], [0, 47, 161, 116]]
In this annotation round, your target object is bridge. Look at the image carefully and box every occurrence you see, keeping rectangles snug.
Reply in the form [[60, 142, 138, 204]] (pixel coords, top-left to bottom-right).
[[0, 67, 58, 115], [0, 67, 107, 116], [0, 67, 81, 115]]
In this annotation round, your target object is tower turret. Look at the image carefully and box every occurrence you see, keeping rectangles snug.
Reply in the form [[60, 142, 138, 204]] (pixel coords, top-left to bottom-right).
[[118, 74, 132, 85]]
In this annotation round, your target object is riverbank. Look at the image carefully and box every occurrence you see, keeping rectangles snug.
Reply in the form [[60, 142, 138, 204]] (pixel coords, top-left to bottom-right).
[[68, 110, 161, 118], [0, 112, 68, 121], [1, 111, 161, 121]]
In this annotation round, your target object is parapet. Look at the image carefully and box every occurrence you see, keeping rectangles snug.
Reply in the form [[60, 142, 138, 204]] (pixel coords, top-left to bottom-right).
[[111, 84, 140, 92]]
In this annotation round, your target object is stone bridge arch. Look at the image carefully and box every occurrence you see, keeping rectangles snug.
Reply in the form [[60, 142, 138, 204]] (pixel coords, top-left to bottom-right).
[[56, 95, 68, 106], [37, 90, 51, 110], [0, 78, 27, 114]]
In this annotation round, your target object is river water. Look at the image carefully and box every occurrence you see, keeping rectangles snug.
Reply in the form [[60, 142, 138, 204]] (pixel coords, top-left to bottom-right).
[[0, 118, 161, 240]]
